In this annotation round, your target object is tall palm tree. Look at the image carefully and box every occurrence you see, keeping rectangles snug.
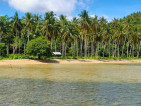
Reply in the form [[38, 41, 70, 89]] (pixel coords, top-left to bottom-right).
[[0, 16, 7, 43], [42, 11, 56, 51], [0, 10, 141, 58], [2, 17, 13, 55], [0, 15, 7, 55], [89, 16, 98, 57], [79, 10, 90, 57], [11, 12, 22, 54], [124, 18, 132, 57], [33, 15, 42, 38], [23, 13, 33, 42], [59, 15, 68, 57]]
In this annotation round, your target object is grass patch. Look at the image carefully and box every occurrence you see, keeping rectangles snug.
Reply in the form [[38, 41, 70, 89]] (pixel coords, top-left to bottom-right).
[[49, 56, 141, 60], [1, 55, 141, 60], [0, 54, 38, 60]]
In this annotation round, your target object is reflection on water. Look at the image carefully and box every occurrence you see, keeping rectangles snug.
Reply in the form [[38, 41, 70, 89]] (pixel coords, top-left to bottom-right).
[[0, 64, 141, 105]]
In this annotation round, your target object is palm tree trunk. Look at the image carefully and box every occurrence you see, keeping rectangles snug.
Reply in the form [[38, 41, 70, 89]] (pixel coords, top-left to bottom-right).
[[91, 42, 94, 57], [76, 40, 78, 57], [0, 33, 2, 43], [80, 40, 83, 57], [102, 42, 105, 57], [51, 37, 53, 51], [132, 44, 134, 57], [91, 35, 95, 57], [28, 30, 30, 42], [13, 46, 14, 54], [0, 34, 1, 56], [122, 40, 126, 57], [24, 41, 26, 55], [137, 43, 140, 58], [129, 45, 132, 57], [45, 30, 48, 40], [96, 42, 99, 57], [114, 42, 117, 57], [55, 40, 57, 52], [118, 42, 120, 58], [112, 42, 114, 57], [71, 43, 73, 57], [60, 42, 61, 53], [74, 41, 75, 56], [19, 38, 21, 54], [127, 41, 129, 57], [13, 46, 17, 54], [129, 46, 132, 57], [84, 35, 87, 57], [7, 43, 9, 55], [62, 42, 64, 57], [62, 42, 65, 57], [65, 43, 67, 57], [109, 39, 111, 57]]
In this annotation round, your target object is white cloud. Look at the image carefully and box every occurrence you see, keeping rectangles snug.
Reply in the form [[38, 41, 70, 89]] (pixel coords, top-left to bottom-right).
[[6, 0, 77, 15], [77, 0, 93, 9], [78, 1, 86, 8], [99, 14, 112, 22], [98, 14, 109, 19], [67, 16, 73, 21], [90, 14, 95, 18], [102, 14, 109, 19]]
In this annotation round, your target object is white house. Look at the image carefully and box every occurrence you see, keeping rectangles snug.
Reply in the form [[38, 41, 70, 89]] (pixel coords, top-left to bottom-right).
[[52, 52, 62, 57]]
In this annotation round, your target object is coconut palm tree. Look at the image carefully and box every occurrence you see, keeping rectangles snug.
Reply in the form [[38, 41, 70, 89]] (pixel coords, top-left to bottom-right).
[[2, 17, 13, 55], [42, 11, 56, 51], [0, 15, 7, 43], [33, 15, 42, 38], [11, 12, 22, 54], [89, 16, 98, 57], [59, 15, 69, 57], [79, 10, 90, 57], [23, 13, 33, 42]]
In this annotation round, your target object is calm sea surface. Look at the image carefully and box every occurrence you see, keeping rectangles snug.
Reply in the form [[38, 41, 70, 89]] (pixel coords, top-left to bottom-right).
[[0, 64, 141, 105]]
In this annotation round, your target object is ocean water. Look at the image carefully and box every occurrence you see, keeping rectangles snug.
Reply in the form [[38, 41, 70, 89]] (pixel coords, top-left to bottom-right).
[[0, 64, 141, 105]]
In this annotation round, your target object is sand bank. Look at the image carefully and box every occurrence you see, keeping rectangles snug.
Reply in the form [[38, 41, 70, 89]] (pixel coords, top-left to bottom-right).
[[0, 59, 141, 65]]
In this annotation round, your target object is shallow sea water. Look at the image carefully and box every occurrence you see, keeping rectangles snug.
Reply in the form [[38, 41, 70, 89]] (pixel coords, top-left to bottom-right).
[[0, 64, 141, 106]]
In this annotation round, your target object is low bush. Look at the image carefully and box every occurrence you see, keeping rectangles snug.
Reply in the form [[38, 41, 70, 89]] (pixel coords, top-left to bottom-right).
[[8, 54, 29, 59]]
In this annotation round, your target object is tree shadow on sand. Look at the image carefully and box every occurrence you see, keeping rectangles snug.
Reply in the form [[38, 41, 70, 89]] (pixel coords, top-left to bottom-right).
[[33, 59, 60, 63]]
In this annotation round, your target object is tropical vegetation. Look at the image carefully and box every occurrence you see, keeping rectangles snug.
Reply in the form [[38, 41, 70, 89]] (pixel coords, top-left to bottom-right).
[[0, 10, 141, 59]]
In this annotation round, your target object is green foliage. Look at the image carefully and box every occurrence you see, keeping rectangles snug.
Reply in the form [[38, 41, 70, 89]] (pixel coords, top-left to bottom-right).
[[49, 56, 141, 60], [0, 43, 6, 56], [98, 49, 109, 57], [0, 54, 30, 60], [0, 56, 3, 60], [11, 36, 19, 47], [8, 54, 29, 59], [26, 36, 51, 59], [1, 11, 141, 59]]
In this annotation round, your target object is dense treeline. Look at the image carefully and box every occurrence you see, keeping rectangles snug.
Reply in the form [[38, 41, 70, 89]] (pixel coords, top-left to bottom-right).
[[0, 10, 141, 58]]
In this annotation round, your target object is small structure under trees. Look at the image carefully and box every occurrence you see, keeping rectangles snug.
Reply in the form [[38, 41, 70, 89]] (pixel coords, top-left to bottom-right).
[[52, 52, 62, 57]]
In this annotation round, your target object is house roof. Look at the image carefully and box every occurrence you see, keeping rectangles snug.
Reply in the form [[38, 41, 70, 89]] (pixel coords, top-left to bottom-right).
[[52, 52, 61, 55]]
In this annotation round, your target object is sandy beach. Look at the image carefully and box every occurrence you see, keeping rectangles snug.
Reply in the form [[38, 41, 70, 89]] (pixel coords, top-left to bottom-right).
[[0, 59, 141, 65]]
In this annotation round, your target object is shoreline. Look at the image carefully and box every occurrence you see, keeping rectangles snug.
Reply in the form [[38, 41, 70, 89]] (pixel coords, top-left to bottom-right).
[[0, 59, 141, 65]]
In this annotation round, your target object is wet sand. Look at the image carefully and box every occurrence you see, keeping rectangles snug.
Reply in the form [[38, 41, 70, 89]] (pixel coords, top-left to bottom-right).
[[0, 64, 141, 83], [0, 59, 141, 65]]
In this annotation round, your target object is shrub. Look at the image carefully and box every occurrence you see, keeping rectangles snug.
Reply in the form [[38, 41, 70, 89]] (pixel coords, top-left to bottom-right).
[[0, 43, 6, 56], [8, 54, 29, 59], [98, 49, 109, 57], [26, 36, 52, 59]]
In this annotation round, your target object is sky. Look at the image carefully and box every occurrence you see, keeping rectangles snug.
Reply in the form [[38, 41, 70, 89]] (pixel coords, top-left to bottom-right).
[[0, 0, 141, 21]]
